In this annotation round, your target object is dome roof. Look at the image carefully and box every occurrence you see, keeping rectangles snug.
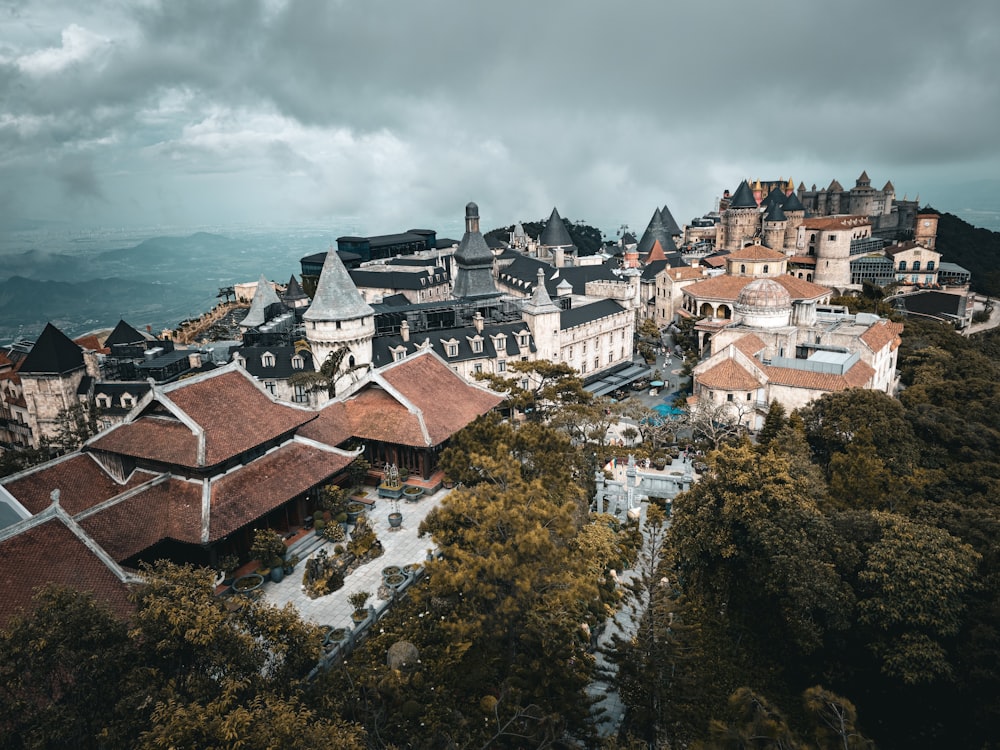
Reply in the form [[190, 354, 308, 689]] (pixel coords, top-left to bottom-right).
[[736, 278, 791, 311]]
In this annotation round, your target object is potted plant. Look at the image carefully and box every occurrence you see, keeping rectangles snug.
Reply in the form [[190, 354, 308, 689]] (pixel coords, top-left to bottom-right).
[[282, 553, 300, 575], [233, 572, 265, 595], [251, 528, 287, 571], [348, 591, 371, 624], [388, 497, 403, 528], [345, 502, 365, 524], [313, 518, 326, 536], [269, 557, 284, 583]]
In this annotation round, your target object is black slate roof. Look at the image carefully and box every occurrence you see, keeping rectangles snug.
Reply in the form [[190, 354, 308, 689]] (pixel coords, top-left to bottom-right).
[[898, 291, 966, 318], [350, 267, 449, 291], [660, 204, 683, 236], [105, 319, 147, 347], [782, 191, 805, 212], [371, 321, 533, 367], [234, 346, 315, 379], [728, 180, 757, 208], [765, 201, 787, 222], [560, 299, 626, 329], [498, 255, 619, 297], [19, 323, 85, 375], [638, 208, 678, 255], [539, 207, 575, 248]]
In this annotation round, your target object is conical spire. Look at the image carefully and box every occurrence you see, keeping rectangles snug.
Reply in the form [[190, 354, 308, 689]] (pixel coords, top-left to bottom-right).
[[523, 268, 559, 315], [638, 208, 677, 256], [453, 202, 498, 299], [284, 275, 307, 302], [660, 204, 682, 236], [539, 207, 574, 248], [781, 190, 805, 213], [105, 319, 146, 346], [303, 250, 374, 323], [241, 273, 283, 328], [764, 201, 786, 222], [728, 180, 757, 208]]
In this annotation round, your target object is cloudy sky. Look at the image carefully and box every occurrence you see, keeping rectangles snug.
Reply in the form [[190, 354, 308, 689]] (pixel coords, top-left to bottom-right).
[[3, 0, 999, 236]]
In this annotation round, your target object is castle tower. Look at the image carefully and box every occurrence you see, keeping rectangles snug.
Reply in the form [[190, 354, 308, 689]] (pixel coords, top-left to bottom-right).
[[17, 323, 87, 447], [452, 202, 500, 298], [521, 268, 562, 361], [721, 180, 761, 251], [303, 248, 375, 391], [780, 191, 806, 250], [827, 179, 843, 214], [762, 201, 787, 251], [637, 207, 677, 258]]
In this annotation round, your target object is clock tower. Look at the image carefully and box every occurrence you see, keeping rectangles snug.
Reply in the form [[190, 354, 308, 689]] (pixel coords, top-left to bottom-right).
[[914, 208, 938, 250]]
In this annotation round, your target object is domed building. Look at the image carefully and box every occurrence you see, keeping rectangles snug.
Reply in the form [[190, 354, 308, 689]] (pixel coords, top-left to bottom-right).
[[733, 278, 791, 328]]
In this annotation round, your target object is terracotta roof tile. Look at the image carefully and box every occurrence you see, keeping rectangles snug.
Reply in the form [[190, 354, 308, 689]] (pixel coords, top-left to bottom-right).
[[89, 417, 199, 466], [209, 441, 353, 542], [764, 360, 875, 390], [733, 334, 767, 359], [800, 215, 870, 231], [788, 256, 817, 266], [728, 243, 786, 261], [73, 334, 110, 354], [79, 478, 203, 561], [698, 359, 764, 390], [165, 370, 315, 466], [860, 320, 904, 352], [2, 454, 154, 515], [0, 517, 132, 625]]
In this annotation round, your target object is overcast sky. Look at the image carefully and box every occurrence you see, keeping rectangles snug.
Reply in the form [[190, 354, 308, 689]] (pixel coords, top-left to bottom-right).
[[3, 0, 999, 237]]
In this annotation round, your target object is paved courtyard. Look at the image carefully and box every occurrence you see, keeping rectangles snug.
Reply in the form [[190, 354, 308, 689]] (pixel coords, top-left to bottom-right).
[[259, 489, 445, 630]]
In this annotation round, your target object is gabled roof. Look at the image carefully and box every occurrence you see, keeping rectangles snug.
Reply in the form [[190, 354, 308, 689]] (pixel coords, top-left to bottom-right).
[[304, 249, 375, 322], [18, 323, 84, 375], [2, 453, 155, 516], [105, 319, 147, 347], [698, 358, 764, 391], [0, 510, 133, 625], [728, 180, 758, 209], [88, 366, 315, 469], [299, 350, 502, 448], [540, 207, 575, 248], [860, 320, 903, 353], [765, 361, 874, 390]]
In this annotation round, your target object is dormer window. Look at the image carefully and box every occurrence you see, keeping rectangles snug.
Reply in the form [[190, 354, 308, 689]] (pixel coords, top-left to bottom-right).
[[519, 334, 528, 347], [470, 337, 483, 354], [494, 334, 506, 351], [262, 352, 275, 367], [97, 394, 111, 409], [121, 394, 135, 409], [291, 355, 304, 370]]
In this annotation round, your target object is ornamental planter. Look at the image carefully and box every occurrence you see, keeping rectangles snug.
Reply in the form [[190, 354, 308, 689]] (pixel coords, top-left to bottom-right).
[[402, 485, 424, 502], [345, 502, 365, 524], [388, 511, 403, 528], [233, 573, 265, 595], [385, 573, 407, 591], [382, 565, 402, 581]]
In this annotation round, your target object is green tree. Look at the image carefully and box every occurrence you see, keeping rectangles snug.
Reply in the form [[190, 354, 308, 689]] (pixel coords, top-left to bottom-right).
[[801, 686, 874, 750], [0, 586, 135, 750], [856, 512, 980, 684], [288, 345, 359, 400], [668, 443, 854, 656], [700, 688, 802, 750], [756, 401, 787, 450]]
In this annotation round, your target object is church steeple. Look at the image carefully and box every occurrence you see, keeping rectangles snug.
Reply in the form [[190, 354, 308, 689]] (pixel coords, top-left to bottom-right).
[[452, 202, 499, 299]]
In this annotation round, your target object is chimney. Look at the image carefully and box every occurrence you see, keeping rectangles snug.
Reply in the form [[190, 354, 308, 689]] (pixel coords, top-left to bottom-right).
[[554, 246, 565, 268], [188, 351, 203, 369], [473, 311, 484, 333], [400, 319, 410, 342]]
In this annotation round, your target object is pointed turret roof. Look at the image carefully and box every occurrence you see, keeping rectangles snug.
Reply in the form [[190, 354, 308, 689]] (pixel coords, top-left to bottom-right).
[[786, 177, 795, 193], [241, 274, 283, 328], [883, 180, 894, 192], [660, 204, 682, 236], [799, 182, 807, 192], [304, 250, 374, 322], [728, 180, 757, 209], [283, 275, 307, 302], [513, 222, 526, 239], [781, 190, 805, 213], [19, 323, 85, 375], [764, 201, 787, 222], [638, 208, 678, 256], [828, 179, 843, 191], [105, 319, 146, 347], [858, 170, 870, 183], [522, 268, 560, 315], [539, 207, 574, 248]]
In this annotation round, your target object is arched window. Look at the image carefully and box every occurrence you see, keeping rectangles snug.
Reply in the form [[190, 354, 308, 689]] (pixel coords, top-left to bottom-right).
[[898, 260, 907, 271], [763, 264, 769, 274], [740, 264, 746, 274], [912, 261, 920, 271], [927, 261, 935, 270]]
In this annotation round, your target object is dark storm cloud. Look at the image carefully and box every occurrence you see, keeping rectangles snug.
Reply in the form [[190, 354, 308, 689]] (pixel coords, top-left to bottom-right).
[[4, 0, 999, 229]]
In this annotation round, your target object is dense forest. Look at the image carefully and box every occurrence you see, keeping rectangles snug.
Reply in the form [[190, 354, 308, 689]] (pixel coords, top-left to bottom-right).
[[486, 217, 607, 256]]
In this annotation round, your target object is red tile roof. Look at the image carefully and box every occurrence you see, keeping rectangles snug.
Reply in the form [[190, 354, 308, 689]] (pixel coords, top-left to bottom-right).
[[860, 320, 904, 353], [74, 334, 110, 354], [728, 243, 786, 261], [698, 359, 764, 390], [0, 516, 132, 625], [733, 334, 767, 359], [800, 215, 870, 230], [88, 368, 316, 468], [685, 273, 829, 303], [300, 352, 502, 448], [209, 441, 353, 542], [764, 360, 875, 390], [2, 454, 154, 515], [78, 477, 203, 561]]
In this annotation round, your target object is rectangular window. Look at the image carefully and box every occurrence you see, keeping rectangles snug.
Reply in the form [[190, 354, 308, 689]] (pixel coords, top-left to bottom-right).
[[497, 360, 506, 372], [828, 234, 836, 241], [474, 363, 483, 374], [265, 381, 276, 395], [727, 393, 734, 402], [293, 385, 308, 403]]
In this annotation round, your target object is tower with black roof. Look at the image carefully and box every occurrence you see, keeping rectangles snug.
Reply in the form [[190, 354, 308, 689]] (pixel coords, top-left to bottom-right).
[[451, 202, 499, 299], [780, 190, 806, 250], [521, 268, 561, 361], [637, 207, 678, 258], [720, 180, 761, 251], [17, 323, 88, 447], [762, 200, 787, 251]]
